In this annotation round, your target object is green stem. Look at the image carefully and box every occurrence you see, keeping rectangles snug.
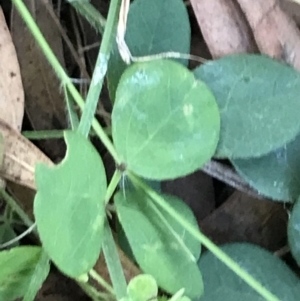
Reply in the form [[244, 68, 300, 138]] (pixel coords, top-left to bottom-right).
[[64, 85, 80, 130], [105, 170, 122, 205], [12, 0, 120, 164], [78, 0, 121, 137], [102, 220, 127, 300], [22, 130, 71, 139], [89, 269, 115, 295], [22, 127, 112, 140], [127, 171, 282, 301]]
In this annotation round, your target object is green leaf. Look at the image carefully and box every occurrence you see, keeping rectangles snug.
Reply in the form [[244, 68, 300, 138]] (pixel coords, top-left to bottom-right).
[[34, 131, 107, 278], [114, 190, 203, 298], [232, 133, 300, 202], [197, 243, 300, 301], [194, 54, 300, 159], [127, 274, 158, 301], [0, 246, 44, 301], [23, 250, 50, 301], [112, 59, 220, 180], [288, 197, 300, 267], [107, 0, 191, 101]]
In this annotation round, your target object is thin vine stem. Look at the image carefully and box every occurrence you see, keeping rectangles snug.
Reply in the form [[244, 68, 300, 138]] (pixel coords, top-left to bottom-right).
[[89, 269, 115, 295], [127, 171, 282, 301]]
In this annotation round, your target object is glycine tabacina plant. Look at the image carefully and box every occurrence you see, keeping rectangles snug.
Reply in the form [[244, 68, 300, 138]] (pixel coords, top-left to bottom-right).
[[2, 0, 300, 301]]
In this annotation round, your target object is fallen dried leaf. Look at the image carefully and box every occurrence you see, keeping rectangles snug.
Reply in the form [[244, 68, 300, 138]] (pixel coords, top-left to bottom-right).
[[236, 0, 300, 70], [0, 7, 24, 132], [190, 0, 257, 58], [11, 0, 67, 160], [0, 119, 52, 190]]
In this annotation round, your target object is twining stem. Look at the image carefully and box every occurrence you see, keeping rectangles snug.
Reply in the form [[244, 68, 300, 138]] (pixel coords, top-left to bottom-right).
[[64, 85, 80, 130], [77, 281, 114, 301], [202, 160, 264, 200], [12, 0, 121, 165], [89, 269, 115, 295], [127, 171, 282, 301], [78, 0, 121, 137]]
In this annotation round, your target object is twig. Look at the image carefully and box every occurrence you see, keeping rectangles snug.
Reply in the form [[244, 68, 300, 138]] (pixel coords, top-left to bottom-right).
[[274, 245, 290, 257], [201, 160, 267, 200]]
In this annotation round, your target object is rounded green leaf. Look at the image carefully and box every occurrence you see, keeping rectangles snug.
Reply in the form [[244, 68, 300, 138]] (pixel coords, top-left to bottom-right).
[[194, 54, 300, 159], [34, 131, 107, 278], [127, 274, 158, 301], [232, 133, 300, 202], [107, 0, 191, 101], [112, 59, 220, 180], [0, 246, 47, 301], [114, 190, 203, 298], [288, 197, 300, 266], [197, 243, 300, 301]]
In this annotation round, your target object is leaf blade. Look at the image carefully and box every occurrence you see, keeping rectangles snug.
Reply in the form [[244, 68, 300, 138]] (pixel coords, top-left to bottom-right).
[[197, 243, 300, 301], [194, 54, 300, 159], [0, 246, 43, 301], [112, 59, 220, 180], [232, 132, 300, 202], [114, 190, 203, 298], [34, 131, 107, 277]]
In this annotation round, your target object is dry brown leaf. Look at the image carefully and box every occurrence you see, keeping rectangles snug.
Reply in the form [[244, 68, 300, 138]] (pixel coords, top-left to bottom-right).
[[0, 7, 24, 132], [0, 7, 25, 190], [190, 0, 258, 58], [0, 133, 3, 169], [236, 0, 300, 70], [11, 0, 67, 160], [200, 191, 288, 252], [281, 0, 300, 24], [0, 119, 52, 190]]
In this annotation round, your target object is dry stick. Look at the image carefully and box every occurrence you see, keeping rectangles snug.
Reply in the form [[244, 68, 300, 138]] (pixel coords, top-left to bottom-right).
[[236, 0, 300, 70], [201, 160, 267, 200], [79, 42, 101, 53], [189, 0, 258, 59]]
